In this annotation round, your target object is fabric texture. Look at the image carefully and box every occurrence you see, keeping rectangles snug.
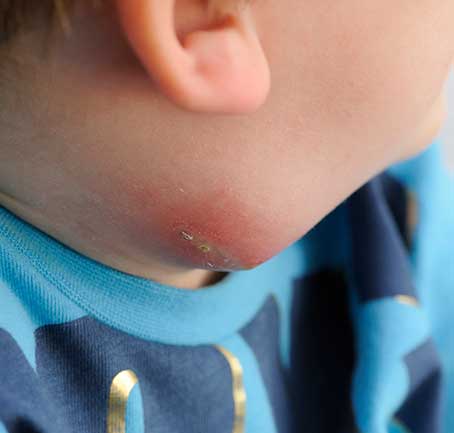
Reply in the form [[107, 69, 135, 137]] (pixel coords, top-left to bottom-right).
[[0, 140, 453, 433]]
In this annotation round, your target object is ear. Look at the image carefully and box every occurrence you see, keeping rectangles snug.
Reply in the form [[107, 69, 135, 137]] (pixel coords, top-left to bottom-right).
[[114, 0, 270, 114]]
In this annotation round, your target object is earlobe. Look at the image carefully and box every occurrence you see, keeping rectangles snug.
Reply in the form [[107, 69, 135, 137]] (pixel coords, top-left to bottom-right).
[[114, 0, 270, 114]]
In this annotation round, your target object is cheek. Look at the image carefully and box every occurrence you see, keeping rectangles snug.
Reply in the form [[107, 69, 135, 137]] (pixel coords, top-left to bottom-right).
[[298, 2, 454, 144]]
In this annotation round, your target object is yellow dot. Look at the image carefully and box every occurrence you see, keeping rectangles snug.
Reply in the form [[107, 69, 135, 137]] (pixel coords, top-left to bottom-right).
[[199, 244, 211, 253]]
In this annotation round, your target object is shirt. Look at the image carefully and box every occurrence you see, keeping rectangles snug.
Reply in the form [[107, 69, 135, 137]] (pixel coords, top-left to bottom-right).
[[0, 140, 453, 433]]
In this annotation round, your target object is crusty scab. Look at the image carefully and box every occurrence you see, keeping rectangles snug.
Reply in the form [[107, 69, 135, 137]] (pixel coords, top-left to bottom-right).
[[177, 228, 250, 270], [180, 230, 215, 255], [198, 244, 211, 253], [180, 231, 194, 241]]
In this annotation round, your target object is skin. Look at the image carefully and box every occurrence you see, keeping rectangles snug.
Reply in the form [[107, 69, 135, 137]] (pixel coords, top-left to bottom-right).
[[0, 0, 452, 289]]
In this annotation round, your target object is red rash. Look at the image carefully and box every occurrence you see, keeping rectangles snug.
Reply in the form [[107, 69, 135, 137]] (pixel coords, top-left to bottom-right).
[[129, 186, 289, 272]]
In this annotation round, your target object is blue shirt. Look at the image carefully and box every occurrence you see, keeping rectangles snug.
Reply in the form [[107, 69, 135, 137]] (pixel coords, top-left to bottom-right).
[[0, 141, 453, 433]]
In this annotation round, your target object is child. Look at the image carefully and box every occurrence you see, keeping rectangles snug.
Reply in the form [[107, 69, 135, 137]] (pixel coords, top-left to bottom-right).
[[0, 0, 453, 432]]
